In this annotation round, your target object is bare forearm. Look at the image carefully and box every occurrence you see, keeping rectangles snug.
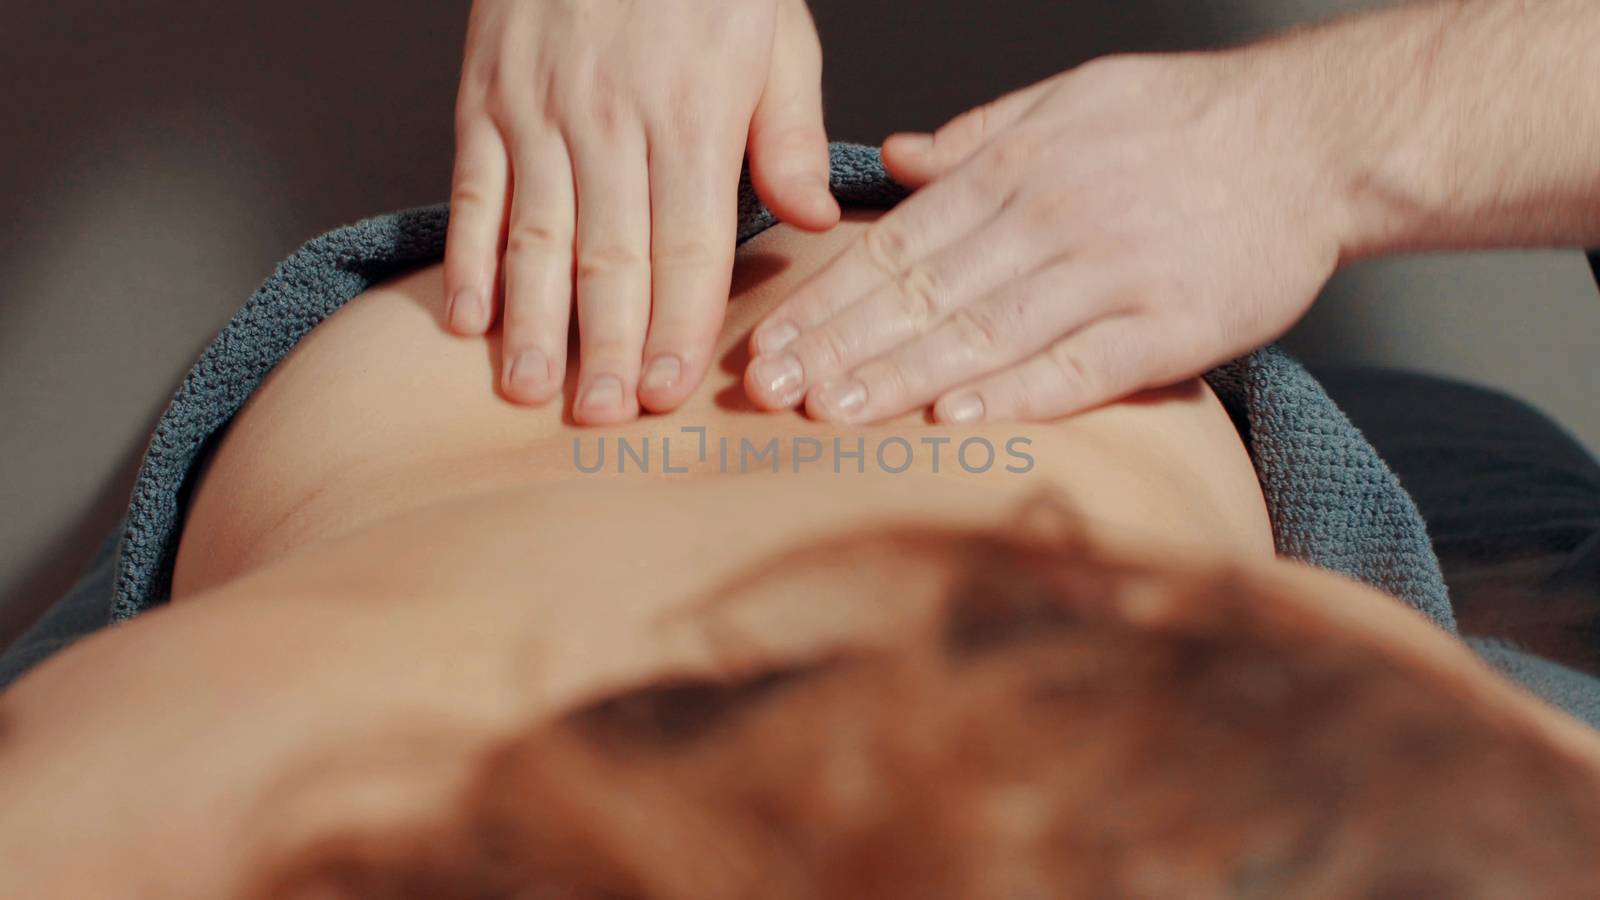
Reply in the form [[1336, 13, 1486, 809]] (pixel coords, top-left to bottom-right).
[[1237, 0, 1600, 260]]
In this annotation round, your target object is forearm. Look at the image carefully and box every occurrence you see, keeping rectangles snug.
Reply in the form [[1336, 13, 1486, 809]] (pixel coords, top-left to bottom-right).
[[1238, 0, 1600, 261]]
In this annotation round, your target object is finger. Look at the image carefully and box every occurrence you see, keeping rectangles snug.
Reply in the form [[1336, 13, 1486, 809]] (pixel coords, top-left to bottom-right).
[[932, 313, 1172, 424], [790, 217, 1055, 421], [499, 125, 578, 405], [638, 127, 742, 413], [444, 116, 512, 335], [570, 123, 651, 425], [804, 258, 1119, 423], [744, 168, 1013, 408], [748, 0, 839, 231], [752, 158, 1015, 349], [880, 77, 1054, 189]]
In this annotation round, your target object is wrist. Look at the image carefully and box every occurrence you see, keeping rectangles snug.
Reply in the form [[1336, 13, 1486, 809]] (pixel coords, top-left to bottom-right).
[[1227, 4, 1465, 265], [1252, 0, 1600, 262]]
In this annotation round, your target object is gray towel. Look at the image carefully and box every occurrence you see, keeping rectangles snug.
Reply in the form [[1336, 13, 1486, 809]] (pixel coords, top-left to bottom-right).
[[110, 142, 1453, 632], [1468, 637, 1600, 729]]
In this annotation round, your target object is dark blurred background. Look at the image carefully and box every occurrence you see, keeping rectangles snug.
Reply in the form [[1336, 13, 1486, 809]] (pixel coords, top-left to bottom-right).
[[3, 0, 1597, 645]]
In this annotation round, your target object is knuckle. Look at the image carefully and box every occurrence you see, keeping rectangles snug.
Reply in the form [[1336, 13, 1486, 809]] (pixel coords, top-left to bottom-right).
[[969, 101, 996, 140], [860, 223, 912, 278], [868, 358, 913, 401], [659, 80, 714, 139], [506, 220, 572, 256], [1012, 375, 1058, 420], [1046, 343, 1096, 397], [1120, 288, 1158, 320], [581, 334, 636, 361], [580, 69, 628, 136], [449, 184, 496, 215], [989, 373, 1034, 419], [1072, 53, 1125, 84], [950, 305, 1009, 356], [764, 120, 827, 162], [477, 97, 515, 134], [1076, 53, 1152, 94], [482, 77, 532, 126], [456, 56, 493, 95], [986, 130, 1041, 176], [1023, 190, 1074, 231], [651, 239, 723, 271], [892, 265, 944, 322], [577, 242, 648, 281], [804, 326, 854, 373], [940, 103, 990, 149]]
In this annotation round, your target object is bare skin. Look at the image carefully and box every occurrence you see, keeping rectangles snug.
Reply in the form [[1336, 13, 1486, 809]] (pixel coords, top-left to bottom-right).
[[2, 211, 1593, 897], [170, 208, 1271, 598]]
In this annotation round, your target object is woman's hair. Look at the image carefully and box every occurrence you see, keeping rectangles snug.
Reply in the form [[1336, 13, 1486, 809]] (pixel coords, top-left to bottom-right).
[[255, 493, 1600, 899]]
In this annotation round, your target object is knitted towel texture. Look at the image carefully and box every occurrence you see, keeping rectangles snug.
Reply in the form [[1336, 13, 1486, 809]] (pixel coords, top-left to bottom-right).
[[111, 142, 1453, 632]]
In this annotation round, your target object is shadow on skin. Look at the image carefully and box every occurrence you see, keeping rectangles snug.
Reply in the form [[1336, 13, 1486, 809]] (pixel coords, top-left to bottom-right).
[[712, 250, 795, 415]]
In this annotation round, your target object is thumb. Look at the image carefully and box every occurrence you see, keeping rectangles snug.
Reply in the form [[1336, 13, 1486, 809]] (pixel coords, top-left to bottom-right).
[[882, 77, 1054, 189], [748, 0, 840, 231]]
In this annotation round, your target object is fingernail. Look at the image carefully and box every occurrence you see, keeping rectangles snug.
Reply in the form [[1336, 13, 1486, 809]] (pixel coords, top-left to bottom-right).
[[641, 354, 681, 393], [750, 353, 805, 405], [449, 288, 482, 331], [579, 375, 624, 414], [814, 379, 867, 420], [506, 348, 549, 397], [940, 393, 985, 424], [755, 320, 800, 354]]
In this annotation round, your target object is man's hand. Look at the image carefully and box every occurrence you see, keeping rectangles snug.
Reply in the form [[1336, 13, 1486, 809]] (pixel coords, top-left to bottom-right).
[[743, 51, 1343, 424], [744, 0, 1600, 424], [447, 0, 838, 424]]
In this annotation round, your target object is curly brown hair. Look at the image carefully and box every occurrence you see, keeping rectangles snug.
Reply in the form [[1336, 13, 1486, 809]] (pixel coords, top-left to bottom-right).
[[252, 493, 1600, 899]]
